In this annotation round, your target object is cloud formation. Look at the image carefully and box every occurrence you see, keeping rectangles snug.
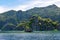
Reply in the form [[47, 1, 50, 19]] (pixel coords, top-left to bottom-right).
[[13, 0, 60, 11], [0, 6, 12, 13], [0, 6, 8, 13], [0, 0, 60, 13]]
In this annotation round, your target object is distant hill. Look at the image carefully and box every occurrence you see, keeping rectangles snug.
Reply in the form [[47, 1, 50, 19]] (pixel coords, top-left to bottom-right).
[[0, 4, 60, 31]]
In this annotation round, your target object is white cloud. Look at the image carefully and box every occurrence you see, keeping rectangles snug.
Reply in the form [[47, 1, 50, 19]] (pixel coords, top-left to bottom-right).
[[0, 6, 6, 13], [0, 0, 60, 13], [13, 5, 30, 11], [0, 6, 11, 13], [54, 1, 60, 7], [13, 0, 60, 11]]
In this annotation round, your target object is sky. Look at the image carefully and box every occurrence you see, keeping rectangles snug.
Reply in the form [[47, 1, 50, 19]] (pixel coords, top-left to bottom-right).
[[0, 0, 60, 13]]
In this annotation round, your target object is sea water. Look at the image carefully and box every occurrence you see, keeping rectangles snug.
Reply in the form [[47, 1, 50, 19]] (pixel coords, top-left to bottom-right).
[[0, 32, 60, 40]]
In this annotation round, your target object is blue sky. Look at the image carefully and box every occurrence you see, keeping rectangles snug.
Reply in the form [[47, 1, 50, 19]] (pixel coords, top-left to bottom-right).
[[0, 0, 60, 13]]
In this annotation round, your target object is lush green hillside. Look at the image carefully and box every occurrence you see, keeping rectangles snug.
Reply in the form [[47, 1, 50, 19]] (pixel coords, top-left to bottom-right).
[[0, 4, 60, 32]]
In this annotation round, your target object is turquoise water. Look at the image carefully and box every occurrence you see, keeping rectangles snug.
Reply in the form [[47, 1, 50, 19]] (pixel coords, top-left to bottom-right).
[[0, 32, 60, 40]]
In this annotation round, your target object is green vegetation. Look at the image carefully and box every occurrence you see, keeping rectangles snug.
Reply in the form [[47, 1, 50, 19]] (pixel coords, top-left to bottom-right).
[[0, 4, 60, 32], [0, 15, 60, 32]]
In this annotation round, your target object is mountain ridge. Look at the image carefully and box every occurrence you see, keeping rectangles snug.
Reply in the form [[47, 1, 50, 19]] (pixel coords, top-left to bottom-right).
[[0, 4, 60, 31], [0, 4, 59, 14]]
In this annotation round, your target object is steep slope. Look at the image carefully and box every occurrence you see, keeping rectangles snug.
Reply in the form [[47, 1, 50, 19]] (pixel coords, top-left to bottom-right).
[[0, 4, 60, 31], [25, 4, 60, 22]]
